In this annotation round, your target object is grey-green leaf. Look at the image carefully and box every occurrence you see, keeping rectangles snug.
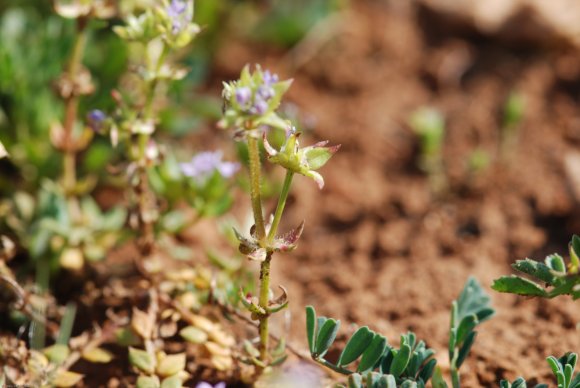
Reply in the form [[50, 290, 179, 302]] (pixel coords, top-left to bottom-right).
[[390, 343, 412, 377], [348, 373, 363, 388], [306, 306, 316, 354], [456, 331, 477, 368], [492, 276, 549, 297], [338, 326, 375, 367], [357, 334, 387, 373], [314, 318, 340, 357]]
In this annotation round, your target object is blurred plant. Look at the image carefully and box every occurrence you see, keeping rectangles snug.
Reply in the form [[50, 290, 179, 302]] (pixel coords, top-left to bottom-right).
[[467, 148, 490, 176], [492, 235, 580, 299], [0, 2, 125, 271], [97, 0, 201, 257], [500, 353, 580, 388], [500, 91, 525, 161], [219, 65, 338, 370], [408, 107, 447, 195], [305, 305, 437, 388]]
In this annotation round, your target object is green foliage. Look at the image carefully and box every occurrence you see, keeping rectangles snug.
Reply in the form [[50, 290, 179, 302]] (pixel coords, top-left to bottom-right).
[[492, 235, 580, 299], [305, 306, 436, 387], [500, 353, 580, 388]]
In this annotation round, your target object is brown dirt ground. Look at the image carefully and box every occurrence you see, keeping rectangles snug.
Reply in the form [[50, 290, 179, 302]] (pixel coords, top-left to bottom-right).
[[210, 0, 580, 386]]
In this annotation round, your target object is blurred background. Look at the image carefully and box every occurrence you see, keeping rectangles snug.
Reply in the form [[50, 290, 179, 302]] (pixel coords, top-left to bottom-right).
[[3, 0, 580, 385]]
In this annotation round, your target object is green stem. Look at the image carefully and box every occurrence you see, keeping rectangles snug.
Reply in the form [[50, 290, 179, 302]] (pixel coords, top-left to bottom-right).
[[247, 136, 266, 241], [62, 18, 89, 222], [134, 42, 168, 256], [258, 254, 272, 363], [451, 361, 460, 388], [267, 171, 294, 243], [315, 357, 353, 375]]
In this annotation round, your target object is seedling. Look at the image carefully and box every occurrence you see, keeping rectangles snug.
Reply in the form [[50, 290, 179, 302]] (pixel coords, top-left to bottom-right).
[[408, 107, 447, 195], [500, 91, 525, 161]]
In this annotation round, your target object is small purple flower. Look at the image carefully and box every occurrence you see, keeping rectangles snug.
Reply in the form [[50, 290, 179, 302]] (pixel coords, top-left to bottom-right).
[[195, 383, 225, 388], [250, 97, 268, 115], [87, 109, 106, 132], [263, 70, 279, 85], [257, 85, 275, 101], [235, 87, 251, 107], [180, 151, 240, 184], [167, 0, 188, 34]]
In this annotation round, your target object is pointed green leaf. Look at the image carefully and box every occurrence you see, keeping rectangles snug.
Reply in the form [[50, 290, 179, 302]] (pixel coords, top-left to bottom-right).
[[306, 306, 316, 355], [314, 318, 340, 357], [547, 356, 563, 375], [390, 343, 412, 377], [357, 334, 387, 373], [338, 326, 375, 366], [492, 276, 549, 297], [456, 331, 477, 368], [43, 344, 70, 365], [565, 364, 573, 387]]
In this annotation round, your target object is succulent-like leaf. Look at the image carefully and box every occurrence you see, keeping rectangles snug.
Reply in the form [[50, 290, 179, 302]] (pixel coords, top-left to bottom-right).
[[156, 353, 186, 377], [306, 306, 316, 354], [160, 375, 182, 388], [136, 376, 161, 388], [338, 326, 375, 367], [43, 344, 70, 365], [357, 334, 387, 373], [82, 347, 114, 363], [390, 343, 412, 378], [54, 370, 84, 387], [492, 276, 549, 297], [570, 235, 580, 273], [314, 318, 340, 357], [180, 326, 208, 344], [128, 347, 155, 374]]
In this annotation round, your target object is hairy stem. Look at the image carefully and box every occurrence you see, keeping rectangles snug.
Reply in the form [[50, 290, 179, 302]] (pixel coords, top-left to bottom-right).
[[134, 43, 168, 256], [62, 18, 88, 222], [247, 136, 266, 241], [451, 358, 460, 388], [267, 171, 294, 242], [258, 254, 272, 363]]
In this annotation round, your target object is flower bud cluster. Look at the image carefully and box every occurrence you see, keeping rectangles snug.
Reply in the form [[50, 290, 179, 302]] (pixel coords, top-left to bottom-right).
[[113, 0, 200, 48], [219, 65, 292, 137]]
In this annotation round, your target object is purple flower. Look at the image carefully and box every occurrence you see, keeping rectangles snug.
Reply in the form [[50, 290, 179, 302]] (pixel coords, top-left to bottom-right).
[[195, 383, 225, 388], [180, 151, 240, 184], [87, 109, 106, 132], [167, 0, 188, 34], [235, 87, 251, 107], [257, 85, 274, 101], [250, 97, 268, 115], [263, 70, 279, 85]]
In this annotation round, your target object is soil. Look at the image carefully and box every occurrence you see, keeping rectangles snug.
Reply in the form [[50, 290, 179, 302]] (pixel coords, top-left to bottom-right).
[[210, 0, 580, 386], [5, 1, 580, 387]]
